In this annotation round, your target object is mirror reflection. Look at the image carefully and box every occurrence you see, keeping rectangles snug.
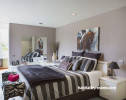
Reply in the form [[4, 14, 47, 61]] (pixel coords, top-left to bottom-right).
[[21, 36, 47, 62]]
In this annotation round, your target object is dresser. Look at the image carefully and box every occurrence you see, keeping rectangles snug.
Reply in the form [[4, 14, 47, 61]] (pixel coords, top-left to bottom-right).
[[100, 77, 126, 100]]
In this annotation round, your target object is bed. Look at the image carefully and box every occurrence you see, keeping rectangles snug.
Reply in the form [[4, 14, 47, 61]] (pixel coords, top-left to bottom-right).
[[17, 68, 102, 100], [15, 58, 110, 100]]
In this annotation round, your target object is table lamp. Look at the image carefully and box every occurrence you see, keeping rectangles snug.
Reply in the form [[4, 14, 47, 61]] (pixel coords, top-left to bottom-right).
[[109, 62, 119, 79]]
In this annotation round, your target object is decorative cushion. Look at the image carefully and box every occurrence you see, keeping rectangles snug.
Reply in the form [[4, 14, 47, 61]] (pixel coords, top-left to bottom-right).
[[32, 52, 39, 57], [2, 72, 17, 82], [29, 52, 34, 57], [72, 51, 85, 56], [68, 57, 73, 63], [80, 59, 88, 71], [80, 57, 97, 72], [62, 56, 73, 63], [72, 59, 83, 71], [85, 60, 96, 72], [60, 56, 66, 62], [83, 52, 101, 60], [34, 52, 39, 57], [76, 56, 81, 60], [71, 59, 76, 65], [59, 62, 73, 70], [25, 52, 31, 57], [8, 74, 19, 82], [61, 56, 65, 60], [62, 56, 69, 62], [71, 56, 76, 60], [68, 57, 77, 70]]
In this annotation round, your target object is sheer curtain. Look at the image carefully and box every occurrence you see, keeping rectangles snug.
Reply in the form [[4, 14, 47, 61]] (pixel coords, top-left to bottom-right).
[[0, 23, 9, 59]]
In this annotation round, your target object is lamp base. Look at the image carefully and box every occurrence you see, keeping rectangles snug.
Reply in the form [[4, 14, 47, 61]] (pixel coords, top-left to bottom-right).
[[109, 76, 117, 79]]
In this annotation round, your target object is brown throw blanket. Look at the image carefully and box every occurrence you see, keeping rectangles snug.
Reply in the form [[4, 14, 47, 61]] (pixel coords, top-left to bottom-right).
[[17, 65, 65, 87]]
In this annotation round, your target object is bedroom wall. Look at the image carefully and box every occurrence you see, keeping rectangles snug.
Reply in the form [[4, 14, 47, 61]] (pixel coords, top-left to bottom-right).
[[9, 23, 56, 63], [56, 6, 126, 64]]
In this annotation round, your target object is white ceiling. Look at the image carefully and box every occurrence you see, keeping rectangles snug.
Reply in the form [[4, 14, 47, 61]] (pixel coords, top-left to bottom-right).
[[0, 0, 126, 28]]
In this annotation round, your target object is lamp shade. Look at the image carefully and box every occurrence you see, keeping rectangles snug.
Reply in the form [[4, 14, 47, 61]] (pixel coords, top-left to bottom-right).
[[109, 62, 120, 69]]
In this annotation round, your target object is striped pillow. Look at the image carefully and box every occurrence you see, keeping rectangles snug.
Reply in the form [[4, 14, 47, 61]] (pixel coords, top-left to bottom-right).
[[80, 57, 97, 72], [72, 59, 83, 71], [32, 52, 39, 57], [59, 62, 73, 71]]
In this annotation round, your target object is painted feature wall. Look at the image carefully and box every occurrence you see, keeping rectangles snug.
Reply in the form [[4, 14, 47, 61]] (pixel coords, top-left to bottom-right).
[[56, 6, 126, 63], [10, 23, 56, 63]]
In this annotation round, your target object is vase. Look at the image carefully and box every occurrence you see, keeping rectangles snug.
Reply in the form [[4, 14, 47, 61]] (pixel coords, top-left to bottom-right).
[[52, 53, 57, 62]]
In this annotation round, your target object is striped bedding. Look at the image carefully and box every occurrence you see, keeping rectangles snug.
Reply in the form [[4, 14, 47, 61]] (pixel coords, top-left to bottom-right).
[[18, 65, 91, 100]]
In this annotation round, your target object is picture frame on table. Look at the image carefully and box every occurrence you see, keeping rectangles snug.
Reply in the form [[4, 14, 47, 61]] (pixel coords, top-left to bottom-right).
[[12, 61, 16, 66], [12, 60, 20, 66]]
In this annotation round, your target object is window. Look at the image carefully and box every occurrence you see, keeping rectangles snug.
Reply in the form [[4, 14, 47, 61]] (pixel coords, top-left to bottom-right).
[[0, 23, 9, 59]]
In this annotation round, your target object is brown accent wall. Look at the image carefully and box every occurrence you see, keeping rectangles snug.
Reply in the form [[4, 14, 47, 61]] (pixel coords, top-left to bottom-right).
[[56, 6, 126, 64], [10, 23, 56, 63]]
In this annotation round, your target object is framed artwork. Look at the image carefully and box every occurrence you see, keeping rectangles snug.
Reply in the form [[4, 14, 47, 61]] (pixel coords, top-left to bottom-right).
[[38, 38, 43, 49], [36, 37, 47, 55], [77, 27, 100, 51]]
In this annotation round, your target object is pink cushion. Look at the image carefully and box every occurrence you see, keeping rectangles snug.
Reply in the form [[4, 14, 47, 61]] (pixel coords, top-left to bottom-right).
[[8, 74, 19, 82]]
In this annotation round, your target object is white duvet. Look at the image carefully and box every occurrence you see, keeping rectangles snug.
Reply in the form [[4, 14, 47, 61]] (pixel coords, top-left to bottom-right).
[[85, 70, 102, 87]]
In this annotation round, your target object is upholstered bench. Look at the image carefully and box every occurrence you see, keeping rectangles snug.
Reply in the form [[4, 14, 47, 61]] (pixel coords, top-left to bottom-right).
[[2, 72, 25, 100]]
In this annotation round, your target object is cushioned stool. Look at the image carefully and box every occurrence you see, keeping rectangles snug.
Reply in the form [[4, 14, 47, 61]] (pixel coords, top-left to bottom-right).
[[2, 72, 25, 100]]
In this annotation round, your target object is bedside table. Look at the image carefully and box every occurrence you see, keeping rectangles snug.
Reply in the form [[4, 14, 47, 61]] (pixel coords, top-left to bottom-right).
[[100, 77, 126, 100]]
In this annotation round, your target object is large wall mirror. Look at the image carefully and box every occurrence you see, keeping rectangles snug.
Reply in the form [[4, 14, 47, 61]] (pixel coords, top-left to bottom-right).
[[21, 36, 47, 62]]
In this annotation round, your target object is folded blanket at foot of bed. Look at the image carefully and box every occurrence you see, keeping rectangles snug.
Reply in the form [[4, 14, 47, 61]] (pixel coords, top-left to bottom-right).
[[17, 65, 65, 87]]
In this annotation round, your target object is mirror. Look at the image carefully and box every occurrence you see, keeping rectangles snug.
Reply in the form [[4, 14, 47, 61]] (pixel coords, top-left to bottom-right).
[[21, 36, 47, 62]]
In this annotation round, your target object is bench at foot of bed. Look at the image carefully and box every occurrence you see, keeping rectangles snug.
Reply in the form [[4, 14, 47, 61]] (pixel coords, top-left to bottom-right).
[[2, 72, 25, 100]]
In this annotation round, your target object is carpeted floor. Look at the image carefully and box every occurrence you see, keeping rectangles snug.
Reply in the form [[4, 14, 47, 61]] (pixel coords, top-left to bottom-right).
[[0, 70, 106, 100]]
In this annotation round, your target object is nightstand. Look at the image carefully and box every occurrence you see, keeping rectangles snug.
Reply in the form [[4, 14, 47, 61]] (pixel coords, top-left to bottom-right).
[[100, 77, 126, 100]]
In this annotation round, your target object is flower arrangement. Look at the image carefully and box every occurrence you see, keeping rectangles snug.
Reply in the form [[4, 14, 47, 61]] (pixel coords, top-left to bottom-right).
[[51, 42, 59, 53]]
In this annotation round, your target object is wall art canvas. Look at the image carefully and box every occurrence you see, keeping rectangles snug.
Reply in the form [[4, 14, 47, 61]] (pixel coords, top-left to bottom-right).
[[77, 27, 100, 51]]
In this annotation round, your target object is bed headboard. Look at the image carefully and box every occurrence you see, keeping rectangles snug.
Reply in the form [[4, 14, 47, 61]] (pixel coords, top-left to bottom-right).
[[96, 61, 110, 76]]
